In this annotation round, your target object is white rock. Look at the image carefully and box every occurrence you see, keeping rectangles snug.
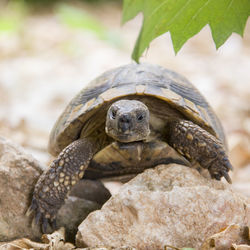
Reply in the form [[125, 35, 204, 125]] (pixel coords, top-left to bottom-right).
[[0, 136, 43, 241], [76, 164, 250, 249]]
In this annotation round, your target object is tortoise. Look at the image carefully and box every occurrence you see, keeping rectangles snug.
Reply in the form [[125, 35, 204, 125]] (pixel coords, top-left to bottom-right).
[[31, 63, 233, 231]]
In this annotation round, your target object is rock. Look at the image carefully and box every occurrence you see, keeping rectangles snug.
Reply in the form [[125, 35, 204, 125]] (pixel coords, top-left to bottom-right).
[[57, 197, 101, 243], [56, 180, 111, 242], [69, 179, 111, 205], [76, 164, 250, 249], [0, 136, 43, 241]]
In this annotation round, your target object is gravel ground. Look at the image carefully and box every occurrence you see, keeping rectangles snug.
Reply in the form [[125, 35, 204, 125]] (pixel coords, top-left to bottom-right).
[[0, 1, 249, 195]]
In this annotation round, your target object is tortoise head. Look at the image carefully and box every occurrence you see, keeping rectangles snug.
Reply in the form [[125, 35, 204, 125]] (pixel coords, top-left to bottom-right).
[[105, 100, 150, 143]]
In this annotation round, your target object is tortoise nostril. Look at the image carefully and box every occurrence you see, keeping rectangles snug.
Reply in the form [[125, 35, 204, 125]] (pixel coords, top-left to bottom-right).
[[119, 116, 131, 123], [118, 114, 132, 132], [118, 114, 131, 124]]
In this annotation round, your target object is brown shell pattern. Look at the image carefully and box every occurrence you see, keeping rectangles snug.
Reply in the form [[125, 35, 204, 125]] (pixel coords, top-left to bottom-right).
[[48, 63, 225, 156]]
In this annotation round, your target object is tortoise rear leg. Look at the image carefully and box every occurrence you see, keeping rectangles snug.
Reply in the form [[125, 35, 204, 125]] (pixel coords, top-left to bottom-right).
[[30, 138, 98, 232], [166, 120, 233, 183]]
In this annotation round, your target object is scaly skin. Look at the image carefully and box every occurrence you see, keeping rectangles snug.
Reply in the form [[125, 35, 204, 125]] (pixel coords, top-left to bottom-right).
[[30, 138, 97, 232], [30, 117, 232, 232], [167, 119, 233, 183]]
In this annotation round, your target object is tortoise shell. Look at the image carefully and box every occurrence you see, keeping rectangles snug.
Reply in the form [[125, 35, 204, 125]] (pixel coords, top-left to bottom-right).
[[48, 63, 225, 156]]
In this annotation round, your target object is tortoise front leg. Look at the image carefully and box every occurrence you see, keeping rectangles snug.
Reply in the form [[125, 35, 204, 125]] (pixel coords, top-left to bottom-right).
[[30, 138, 97, 232], [167, 120, 233, 183]]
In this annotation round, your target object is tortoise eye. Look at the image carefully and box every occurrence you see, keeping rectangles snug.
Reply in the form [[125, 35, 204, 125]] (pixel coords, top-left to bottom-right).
[[137, 114, 144, 121], [111, 110, 117, 119]]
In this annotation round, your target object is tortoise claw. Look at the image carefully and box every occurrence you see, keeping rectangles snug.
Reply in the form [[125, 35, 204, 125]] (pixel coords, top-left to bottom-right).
[[30, 198, 38, 210], [223, 171, 232, 184], [35, 210, 42, 225], [221, 157, 233, 184], [42, 217, 48, 234], [26, 206, 35, 217], [26, 198, 37, 217], [208, 158, 232, 184], [28, 196, 57, 233], [225, 159, 233, 171]]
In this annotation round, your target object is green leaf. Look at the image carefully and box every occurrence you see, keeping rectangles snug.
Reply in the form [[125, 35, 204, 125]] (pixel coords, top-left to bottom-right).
[[122, 0, 250, 62], [122, 0, 144, 24]]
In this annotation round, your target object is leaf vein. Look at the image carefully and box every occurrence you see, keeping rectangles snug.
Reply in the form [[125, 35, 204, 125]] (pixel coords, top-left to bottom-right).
[[184, 0, 212, 29], [166, 0, 192, 27], [146, 0, 170, 22]]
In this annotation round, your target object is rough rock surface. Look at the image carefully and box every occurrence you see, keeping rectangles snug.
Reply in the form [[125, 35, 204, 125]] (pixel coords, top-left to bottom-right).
[[76, 164, 250, 249], [0, 136, 43, 241]]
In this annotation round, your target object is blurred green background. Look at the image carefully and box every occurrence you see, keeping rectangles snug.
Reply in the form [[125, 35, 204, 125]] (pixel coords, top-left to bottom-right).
[[0, 0, 122, 46]]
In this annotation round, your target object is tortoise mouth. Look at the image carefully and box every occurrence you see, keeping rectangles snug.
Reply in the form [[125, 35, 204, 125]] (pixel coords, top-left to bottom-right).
[[116, 134, 140, 143], [105, 127, 149, 143]]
